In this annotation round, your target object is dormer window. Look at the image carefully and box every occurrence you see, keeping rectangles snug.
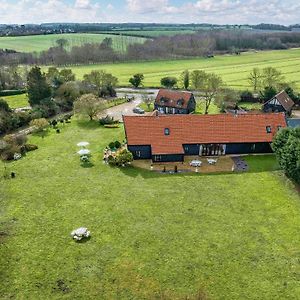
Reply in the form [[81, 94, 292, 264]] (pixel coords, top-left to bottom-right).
[[160, 97, 169, 104], [266, 126, 272, 133], [277, 125, 282, 131], [164, 128, 170, 135], [177, 99, 184, 107]]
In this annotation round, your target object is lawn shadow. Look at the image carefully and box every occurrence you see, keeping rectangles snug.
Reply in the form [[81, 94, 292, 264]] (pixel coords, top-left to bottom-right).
[[74, 236, 91, 244], [76, 119, 99, 129], [32, 130, 50, 139], [80, 161, 94, 168]]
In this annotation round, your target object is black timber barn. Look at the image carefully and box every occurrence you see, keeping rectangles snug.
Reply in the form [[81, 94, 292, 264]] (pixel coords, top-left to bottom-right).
[[123, 113, 287, 162], [154, 89, 196, 114]]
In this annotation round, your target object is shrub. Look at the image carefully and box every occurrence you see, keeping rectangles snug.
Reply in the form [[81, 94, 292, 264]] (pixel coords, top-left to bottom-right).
[[108, 149, 133, 167], [108, 142, 115, 149], [1, 145, 21, 161], [29, 118, 49, 132], [0, 99, 11, 112], [115, 149, 133, 166], [272, 127, 300, 184], [99, 115, 118, 125], [25, 144, 38, 152], [0, 89, 26, 97], [114, 141, 121, 149], [14, 133, 27, 146]]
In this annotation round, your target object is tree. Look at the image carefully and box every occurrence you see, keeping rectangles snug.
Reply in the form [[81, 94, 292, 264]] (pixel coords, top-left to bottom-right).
[[260, 86, 277, 102], [29, 118, 49, 133], [272, 127, 300, 184], [190, 70, 207, 90], [46, 67, 75, 89], [248, 68, 262, 91], [179, 70, 189, 90], [160, 76, 177, 89], [262, 67, 285, 89], [142, 95, 154, 111], [56, 38, 69, 49], [191, 70, 223, 114], [55, 81, 81, 110], [83, 70, 118, 96], [215, 88, 240, 111], [27, 66, 51, 106], [74, 94, 106, 120], [129, 73, 144, 88]]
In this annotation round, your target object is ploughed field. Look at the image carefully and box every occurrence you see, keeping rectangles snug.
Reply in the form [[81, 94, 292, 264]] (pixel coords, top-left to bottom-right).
[[1, 120, 300, 299], [68, 48, 300, 89], [0, 33, 146, 53]]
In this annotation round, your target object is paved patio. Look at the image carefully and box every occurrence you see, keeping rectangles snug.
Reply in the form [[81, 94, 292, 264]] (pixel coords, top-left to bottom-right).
[[132, 156, 236, 173]]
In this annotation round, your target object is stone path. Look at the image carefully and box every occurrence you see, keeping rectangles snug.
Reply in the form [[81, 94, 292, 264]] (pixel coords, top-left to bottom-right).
[[232, 156, 249, 172]]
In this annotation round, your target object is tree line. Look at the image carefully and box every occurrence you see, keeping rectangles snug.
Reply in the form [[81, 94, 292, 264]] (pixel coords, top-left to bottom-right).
[[2, 30, 300, 66]]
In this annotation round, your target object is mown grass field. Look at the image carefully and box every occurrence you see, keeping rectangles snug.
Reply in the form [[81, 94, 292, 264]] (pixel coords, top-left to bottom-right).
[[67, 48, 300, 89], [0, 33, 146, 53], [1, 120, 300, 299], [111, 29, 197, 37], [2, 94, 29, 108]]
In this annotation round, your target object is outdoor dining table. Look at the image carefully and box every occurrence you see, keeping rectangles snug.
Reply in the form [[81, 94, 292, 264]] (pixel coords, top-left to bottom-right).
[[190, 160, 202, 167]]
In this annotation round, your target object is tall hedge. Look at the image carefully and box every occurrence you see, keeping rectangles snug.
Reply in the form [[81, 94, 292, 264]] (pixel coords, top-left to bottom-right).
[[272, 127, 300, 184]]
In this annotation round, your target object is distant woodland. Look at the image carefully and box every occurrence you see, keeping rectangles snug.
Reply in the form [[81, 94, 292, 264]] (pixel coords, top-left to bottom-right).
[[2, 30, 300, 66]]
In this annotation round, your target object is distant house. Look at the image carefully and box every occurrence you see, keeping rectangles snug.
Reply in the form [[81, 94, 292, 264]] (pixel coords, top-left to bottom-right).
[[123, 113, 287, 162], [154, 89, 196, 114], [263, 90, 294, 115]]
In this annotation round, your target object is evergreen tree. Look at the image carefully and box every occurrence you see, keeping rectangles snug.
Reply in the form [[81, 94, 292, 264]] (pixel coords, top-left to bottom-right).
[[27, 66, 51, 106]]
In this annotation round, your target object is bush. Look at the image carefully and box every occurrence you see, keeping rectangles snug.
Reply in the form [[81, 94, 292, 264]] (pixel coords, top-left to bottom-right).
[[99, 115, 118, 125], [25, 144, 38, 152], [115, 149, 133, 166], [114, 141, 121, 149], [0, 89, 26, 97], [0, 98, 11, 112], [29, 118, 49, 132], [108, 142, 116, 149], [14, 133, 27, 146], [1, 145, 21, 161], [272, 127, 300, 184]]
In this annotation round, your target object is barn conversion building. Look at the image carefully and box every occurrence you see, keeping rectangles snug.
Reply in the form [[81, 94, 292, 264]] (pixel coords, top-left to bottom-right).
[[123, 113, 287, 162], [154, 89, 196, 114], [263, 90, 294, 115]]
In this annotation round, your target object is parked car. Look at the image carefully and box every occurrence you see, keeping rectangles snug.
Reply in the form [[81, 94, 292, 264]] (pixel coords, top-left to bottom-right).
[[133, 107, 145, 114]]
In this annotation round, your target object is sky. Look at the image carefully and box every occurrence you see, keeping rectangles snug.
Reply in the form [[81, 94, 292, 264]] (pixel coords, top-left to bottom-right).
[[0, 0, 299, 25]]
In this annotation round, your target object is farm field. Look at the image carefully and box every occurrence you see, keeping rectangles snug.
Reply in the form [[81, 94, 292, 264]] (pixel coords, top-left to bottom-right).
[[67, 48, 300, 89], [0, 33, 146, 53], [3, 94, 29, 108], [111, 29, 197, 37], [1, 120, 300, 299]]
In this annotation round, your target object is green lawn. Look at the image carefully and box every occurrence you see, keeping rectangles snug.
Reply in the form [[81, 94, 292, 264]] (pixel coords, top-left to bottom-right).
[[1, 120, 300, 299], [0, 33, 146, 53], [65, 48, 300, 89], [3, 94, 29, 108]]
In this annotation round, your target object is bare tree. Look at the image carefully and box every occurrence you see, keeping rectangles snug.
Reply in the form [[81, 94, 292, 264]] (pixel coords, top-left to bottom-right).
[[74, 94, 106, 120], [248, 68, 262, 91], [191, 70, 223, 114]]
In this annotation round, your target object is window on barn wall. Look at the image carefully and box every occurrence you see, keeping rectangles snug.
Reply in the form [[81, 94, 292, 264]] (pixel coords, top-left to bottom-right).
[[164, 128, 170, 135], [266, 126, 272, 133]]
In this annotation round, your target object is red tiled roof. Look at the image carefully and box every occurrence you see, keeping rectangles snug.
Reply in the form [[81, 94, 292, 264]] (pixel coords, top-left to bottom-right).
[[155, 89, 193, 109], [123, 113, 287, 155]]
